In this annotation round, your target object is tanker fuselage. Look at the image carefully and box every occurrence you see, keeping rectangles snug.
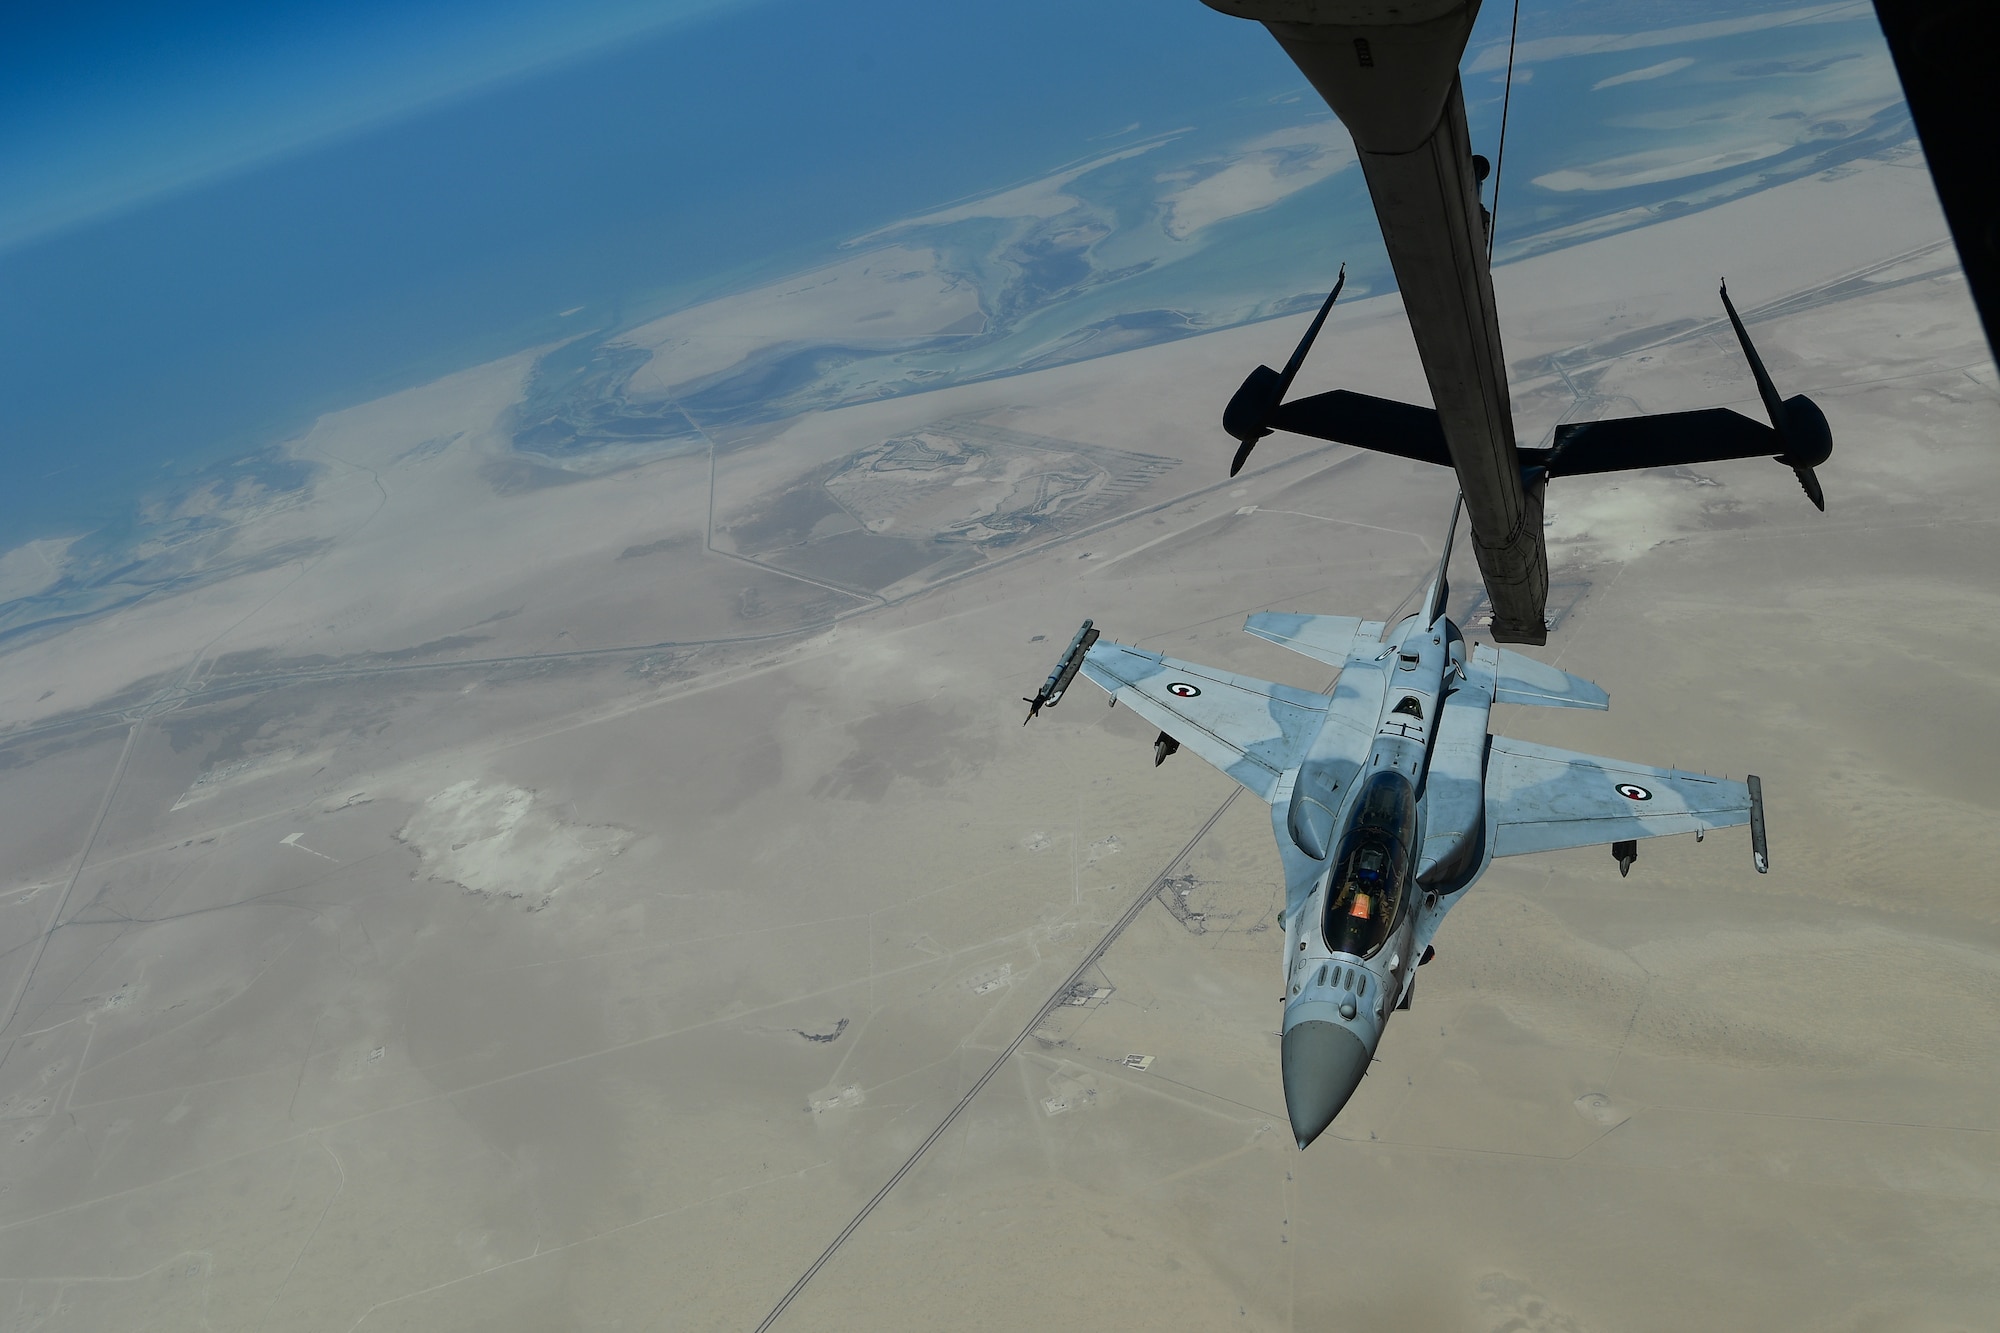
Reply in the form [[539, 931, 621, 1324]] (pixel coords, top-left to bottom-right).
[[1202, 0, 1549, 642]]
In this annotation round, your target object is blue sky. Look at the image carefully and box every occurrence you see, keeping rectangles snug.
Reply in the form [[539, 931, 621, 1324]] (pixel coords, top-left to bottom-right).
[[0, 0, 1897, 546], [0, 0, 1315, 540], [0, 0, 755, 249], [4, 0, 1788, 251]]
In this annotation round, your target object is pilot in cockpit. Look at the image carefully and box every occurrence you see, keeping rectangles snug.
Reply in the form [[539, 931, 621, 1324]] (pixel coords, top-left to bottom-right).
[[1323, 771, 1415, 959], [1349, 846, 1386, 916], [1327, 841, 1393, 957]]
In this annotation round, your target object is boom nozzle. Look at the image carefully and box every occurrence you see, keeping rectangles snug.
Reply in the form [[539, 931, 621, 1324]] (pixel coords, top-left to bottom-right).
[[1023, 619, 1099, 724]]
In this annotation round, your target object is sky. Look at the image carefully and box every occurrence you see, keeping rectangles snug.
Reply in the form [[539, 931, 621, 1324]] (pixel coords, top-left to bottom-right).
[[0, 0, 1317, 541], [0, 0, 1896, 547], [0, 0, 755, 250]]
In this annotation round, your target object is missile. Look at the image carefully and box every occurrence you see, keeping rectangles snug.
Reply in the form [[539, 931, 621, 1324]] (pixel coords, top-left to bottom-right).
[[1748, 774, 1769, 874], [1023, 619, 1099, 724]]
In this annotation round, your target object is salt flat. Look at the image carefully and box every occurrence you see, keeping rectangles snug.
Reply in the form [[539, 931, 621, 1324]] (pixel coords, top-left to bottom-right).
[[0, 147, 1994, 1332]]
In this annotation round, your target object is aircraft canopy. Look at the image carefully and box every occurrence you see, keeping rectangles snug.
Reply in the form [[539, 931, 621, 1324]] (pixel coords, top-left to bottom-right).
[[1322, 770, 1416, 959]]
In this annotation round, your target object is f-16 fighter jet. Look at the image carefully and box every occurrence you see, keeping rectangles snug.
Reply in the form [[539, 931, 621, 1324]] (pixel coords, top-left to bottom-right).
[[1025, 499, 1769, 1147]]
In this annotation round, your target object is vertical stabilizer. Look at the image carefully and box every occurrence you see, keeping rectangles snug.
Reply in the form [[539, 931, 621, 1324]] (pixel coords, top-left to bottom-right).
[[1424, 493, 1463, 630]]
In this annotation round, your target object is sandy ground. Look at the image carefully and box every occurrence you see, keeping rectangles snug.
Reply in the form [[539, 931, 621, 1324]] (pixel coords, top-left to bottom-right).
[[0, 148, 1994, 1332]]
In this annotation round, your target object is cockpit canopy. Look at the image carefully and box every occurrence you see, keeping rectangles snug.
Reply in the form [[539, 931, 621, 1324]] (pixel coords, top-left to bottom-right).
[[1321, 770, 1417, 959]]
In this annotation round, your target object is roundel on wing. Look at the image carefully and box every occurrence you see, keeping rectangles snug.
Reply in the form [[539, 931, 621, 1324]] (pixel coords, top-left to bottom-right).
[[1615, 782, 1653, 801], [1166, 682, 1201, 698]]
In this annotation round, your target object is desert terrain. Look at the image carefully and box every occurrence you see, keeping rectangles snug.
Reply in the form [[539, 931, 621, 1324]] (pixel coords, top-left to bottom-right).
[[0, 140, 1994, 1333]]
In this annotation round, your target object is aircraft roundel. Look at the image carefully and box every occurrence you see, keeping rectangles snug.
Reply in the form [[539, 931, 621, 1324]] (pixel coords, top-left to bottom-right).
[[1615, 782, 1653, 801], [1166, 682, 1201, 698]]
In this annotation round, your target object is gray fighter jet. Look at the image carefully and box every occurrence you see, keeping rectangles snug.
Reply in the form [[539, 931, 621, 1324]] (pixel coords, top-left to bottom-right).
[[1025, 499, 1768, 1147]]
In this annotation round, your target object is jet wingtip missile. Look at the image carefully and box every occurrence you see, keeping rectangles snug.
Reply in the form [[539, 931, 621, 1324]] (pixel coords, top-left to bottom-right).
[[1747, 774, 1770, 874], [1022, 619, 1101, 724]]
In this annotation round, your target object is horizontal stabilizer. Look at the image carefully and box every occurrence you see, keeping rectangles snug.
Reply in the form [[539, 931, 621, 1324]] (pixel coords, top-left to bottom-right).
[[1481, 645, 1609, 710], [1526, 408, 1781, 478], [1269, 390, 1452, 468], [1244, 613, 1387, 669]]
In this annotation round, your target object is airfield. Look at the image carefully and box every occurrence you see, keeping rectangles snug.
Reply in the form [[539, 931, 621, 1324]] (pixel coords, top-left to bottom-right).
[[0, 141, 1995, 1331]]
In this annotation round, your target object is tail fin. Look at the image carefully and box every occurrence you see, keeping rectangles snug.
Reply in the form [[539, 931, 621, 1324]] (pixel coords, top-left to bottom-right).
[[1423, 493, 1463, 630]]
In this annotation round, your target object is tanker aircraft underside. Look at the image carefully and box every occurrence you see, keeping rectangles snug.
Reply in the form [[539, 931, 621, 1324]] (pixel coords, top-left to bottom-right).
[[1024, 499, 1769, 1147], [1200, 0, 1833, 644]]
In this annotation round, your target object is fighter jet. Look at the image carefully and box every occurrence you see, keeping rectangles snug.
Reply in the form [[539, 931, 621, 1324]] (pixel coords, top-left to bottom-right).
[[1025, 498, 1768, 1147], [1201, 0, 1832, 644]]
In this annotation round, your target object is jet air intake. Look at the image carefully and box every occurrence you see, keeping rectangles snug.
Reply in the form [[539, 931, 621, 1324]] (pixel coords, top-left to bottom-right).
[[1286, 767, 1341, 860]]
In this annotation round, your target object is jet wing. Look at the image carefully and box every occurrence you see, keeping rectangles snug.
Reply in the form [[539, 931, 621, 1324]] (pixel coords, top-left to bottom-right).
[[1485, 736, 1752, 856], [1079, 642, 1330, 802]]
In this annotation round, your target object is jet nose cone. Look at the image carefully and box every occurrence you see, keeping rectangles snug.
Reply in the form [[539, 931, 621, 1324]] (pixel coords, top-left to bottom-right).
[[1282, 1019, 1369, 1149]]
